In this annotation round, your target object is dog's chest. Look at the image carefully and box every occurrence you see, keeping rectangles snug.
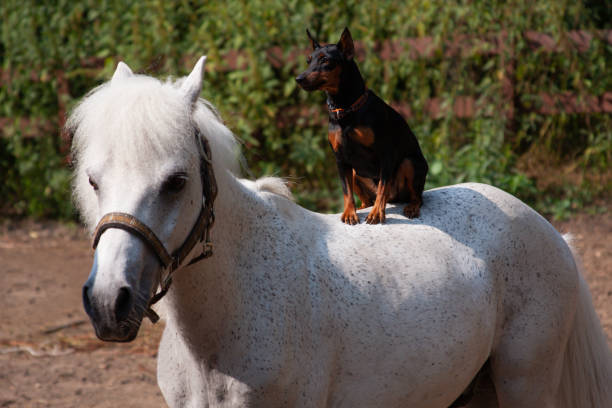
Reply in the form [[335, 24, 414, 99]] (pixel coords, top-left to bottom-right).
[[328, 123, 375, 149], [328, 122, 379, 176]]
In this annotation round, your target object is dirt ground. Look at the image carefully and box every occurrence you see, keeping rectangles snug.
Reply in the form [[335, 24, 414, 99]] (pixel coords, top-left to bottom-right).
[[0, 210, 610, 407]]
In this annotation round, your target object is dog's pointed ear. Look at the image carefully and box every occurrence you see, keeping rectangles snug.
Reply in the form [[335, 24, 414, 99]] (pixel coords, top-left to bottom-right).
[[307, 29, 321, 50], [337, 27, 355, 60], [180, 56, 207, 106], [111, 61, 134, 84]]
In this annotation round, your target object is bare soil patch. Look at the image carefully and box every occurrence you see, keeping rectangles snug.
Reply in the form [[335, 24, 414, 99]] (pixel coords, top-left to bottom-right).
[[0, 220, 164, 407], [0, 212, 610, 407]]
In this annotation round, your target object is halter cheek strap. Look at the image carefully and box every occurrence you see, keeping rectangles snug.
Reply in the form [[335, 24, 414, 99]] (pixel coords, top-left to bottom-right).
[[91, 134, 217, 323]]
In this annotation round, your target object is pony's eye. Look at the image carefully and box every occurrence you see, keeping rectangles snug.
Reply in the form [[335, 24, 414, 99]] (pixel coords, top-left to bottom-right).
[[162, 173, 188, 193], [88, 177, 99, 191]]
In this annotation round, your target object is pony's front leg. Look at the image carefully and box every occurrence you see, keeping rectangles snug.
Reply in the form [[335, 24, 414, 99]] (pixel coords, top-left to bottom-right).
[[157, 329, 203, 407]]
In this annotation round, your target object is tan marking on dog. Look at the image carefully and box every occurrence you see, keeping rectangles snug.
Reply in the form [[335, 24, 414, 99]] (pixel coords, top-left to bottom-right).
[[341, 192, 359, 225], [320, 66, 341, 95], [328, 128, 342, 151], [340, 168, 359, 225], [350, 126, 375, 147]]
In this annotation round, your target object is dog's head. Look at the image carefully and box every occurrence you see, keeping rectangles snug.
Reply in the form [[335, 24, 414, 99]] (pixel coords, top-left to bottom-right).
[[295, 27, 355, 95]]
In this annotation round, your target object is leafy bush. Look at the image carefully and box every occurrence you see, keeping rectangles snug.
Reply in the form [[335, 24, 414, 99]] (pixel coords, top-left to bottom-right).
[[0, 128, 73, 218], [1, 0, 610, 219]]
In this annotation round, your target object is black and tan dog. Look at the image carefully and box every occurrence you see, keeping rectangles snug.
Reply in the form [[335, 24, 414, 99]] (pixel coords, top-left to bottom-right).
[[296, 27, 428, 225]]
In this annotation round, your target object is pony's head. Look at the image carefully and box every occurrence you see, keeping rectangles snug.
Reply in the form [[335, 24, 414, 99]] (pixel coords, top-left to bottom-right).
[[69, 57, 238, 341]]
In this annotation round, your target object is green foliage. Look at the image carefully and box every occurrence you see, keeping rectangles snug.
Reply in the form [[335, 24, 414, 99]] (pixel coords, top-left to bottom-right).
[[1, 0, 610, 219], [0, 128, 73, 218]]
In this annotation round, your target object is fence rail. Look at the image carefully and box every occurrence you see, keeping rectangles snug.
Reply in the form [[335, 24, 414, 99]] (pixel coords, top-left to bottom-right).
[[1, 30, 610, 139]]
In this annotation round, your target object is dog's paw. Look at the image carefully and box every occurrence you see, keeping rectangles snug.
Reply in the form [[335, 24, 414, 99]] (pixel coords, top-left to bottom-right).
[[403, 203, 421, 219], [365, 207, 385, 224], [341, 209, 360, 225]]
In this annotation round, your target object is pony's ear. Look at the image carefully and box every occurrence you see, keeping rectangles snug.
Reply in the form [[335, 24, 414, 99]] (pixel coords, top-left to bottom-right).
[[307, 29, 321, 50], [111, 61, 134, 83], [180, 56, 207, 106], [337, 27, 355, 60]]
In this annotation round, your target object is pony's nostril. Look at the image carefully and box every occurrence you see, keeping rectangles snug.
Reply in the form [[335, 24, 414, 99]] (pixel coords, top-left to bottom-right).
[[114, 287, 133, 322]]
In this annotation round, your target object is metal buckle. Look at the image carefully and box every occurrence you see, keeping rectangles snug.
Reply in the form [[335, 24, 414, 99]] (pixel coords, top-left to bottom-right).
[[202, 242, 213, 257]]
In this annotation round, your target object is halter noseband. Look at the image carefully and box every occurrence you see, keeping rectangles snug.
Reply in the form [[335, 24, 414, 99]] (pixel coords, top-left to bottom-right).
[[91, 132, 217, 323]]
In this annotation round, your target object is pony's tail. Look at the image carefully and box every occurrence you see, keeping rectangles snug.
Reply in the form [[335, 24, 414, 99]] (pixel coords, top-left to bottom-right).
[[557, 234, 612, 408]]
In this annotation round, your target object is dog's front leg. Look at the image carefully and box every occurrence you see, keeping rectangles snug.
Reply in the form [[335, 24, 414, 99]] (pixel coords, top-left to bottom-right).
[[338, 164, 359, 225], [365, 177, 390, 224]]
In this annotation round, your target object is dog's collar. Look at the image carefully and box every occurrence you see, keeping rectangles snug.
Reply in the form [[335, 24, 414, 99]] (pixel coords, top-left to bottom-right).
[[327, 89, 369, 120]]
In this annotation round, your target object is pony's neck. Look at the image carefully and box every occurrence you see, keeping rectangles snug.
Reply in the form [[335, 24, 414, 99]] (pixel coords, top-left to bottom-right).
[[163, 169, 274, 351]]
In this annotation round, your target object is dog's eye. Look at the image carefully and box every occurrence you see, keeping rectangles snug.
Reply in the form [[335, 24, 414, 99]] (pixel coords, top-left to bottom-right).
[[321, 57, 329, 63], [162, 173, 188, 193], [88, 177, 99, 191]]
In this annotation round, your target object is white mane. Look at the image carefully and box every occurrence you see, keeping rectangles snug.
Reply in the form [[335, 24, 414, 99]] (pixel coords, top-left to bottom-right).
[[68, 71, 290, 228]]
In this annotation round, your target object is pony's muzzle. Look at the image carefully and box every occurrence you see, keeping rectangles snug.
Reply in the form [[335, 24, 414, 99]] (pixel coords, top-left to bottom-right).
[[82, 282, 139, 342]]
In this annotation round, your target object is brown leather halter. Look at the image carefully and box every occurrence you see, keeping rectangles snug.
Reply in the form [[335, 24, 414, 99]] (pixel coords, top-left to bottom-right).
[[91, 132, 217, 323]]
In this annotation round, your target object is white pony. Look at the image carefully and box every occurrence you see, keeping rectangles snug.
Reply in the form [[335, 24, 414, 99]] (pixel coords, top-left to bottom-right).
[[69, 57, 612, 408]]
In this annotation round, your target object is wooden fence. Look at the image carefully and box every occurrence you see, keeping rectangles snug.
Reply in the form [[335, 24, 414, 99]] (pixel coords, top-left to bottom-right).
[[1, 30, 610, 140]]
